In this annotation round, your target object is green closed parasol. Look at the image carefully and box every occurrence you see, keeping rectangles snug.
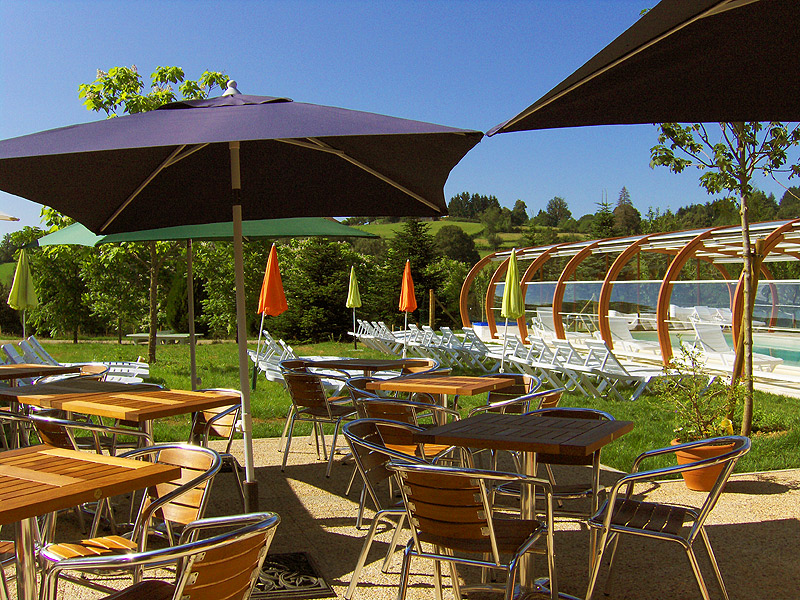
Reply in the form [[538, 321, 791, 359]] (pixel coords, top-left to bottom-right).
[[500, 249, 524, 372], [346, 266, 362, 349], [7, 249, 38, 337]]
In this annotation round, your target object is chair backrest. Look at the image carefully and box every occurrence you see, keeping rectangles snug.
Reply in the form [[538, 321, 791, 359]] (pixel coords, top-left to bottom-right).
[[400, 358, 441, 375], [120, 444, 222, 546], [282, 371, 331, 413], [485, 373, 541, 404], [30, 413, 153, 453], [536, 308, 558, 334], [583, 339, 630, 375], [192, 388, 242, 452], [469, 388, 563, 418], [691, 320, 731, 353], [343, 419, 427, 511], [346, 376, 384, 404], [607, 316, 636, 342], [18, 339, 50, 365], [44, 512, 280, 600], [525, 407, 614, 465], [1, 343, 25, 364], [388, 461, 552, 566], [354, 397, 457, 427]]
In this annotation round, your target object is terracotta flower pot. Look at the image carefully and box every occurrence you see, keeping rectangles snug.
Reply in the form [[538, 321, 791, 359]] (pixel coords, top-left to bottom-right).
[[671, 439, 736, 492]]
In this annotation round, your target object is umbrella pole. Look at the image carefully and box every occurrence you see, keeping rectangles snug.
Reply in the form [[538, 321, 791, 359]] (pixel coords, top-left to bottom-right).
[[22, 309, 26, 339], [252, 313, 265, 390], [403, 312, 408, 358], [501, 319, 509, 373], [353, 308, 357, 350], [231, 142, 258, 512], [187, 240, 198, 391]]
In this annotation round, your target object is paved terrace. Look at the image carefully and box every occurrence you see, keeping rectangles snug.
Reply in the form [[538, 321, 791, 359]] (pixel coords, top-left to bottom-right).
[[12, 435, 800, 599]]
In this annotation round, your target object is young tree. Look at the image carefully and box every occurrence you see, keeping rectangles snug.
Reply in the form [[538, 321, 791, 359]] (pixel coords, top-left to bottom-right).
[[613, 187, 641, 236], [78, 65, 227, 361], [510, 199, 529, 226], [434, 225, 480, 265], [545, 196, 571, 227], [651, 121, 800, 434], [592, 197, 616, 239]]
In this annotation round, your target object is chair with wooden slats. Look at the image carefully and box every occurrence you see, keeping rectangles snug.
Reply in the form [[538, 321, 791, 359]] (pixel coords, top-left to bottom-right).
[[388, 461, 559, 600], [280, 371, 356, 477], [190, 388, 245, 508], [43, 512, 280, 600], [585, 436, 750, 600], [39, 443, 221, 595], [342, 419, 428, 600]]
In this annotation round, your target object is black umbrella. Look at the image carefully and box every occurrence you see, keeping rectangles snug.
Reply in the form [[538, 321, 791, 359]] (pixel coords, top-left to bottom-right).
[[0, 82, 482, 510], [489, 0, 800, 134]]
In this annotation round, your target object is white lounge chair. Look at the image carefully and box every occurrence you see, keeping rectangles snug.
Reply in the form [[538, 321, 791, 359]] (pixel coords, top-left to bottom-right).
[[606, 316, 661, 355], [584, 339, 673, 401], [689, 318, 782, 372], [533, 308, 593, 343]]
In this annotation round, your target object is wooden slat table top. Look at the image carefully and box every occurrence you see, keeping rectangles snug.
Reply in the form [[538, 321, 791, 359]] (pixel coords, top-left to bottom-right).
[[0, 379, 238, 422], [0, 445, 180, 525], [367, 375, 515, 396], [0, 364, 81, 381], [413, 413, 634, 456]]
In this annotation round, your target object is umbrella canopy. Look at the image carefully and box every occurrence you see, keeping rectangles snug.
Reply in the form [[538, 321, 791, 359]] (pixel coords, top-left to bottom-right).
[[0, 90, 482, 233], [500, 249, 524, 320], [488, 0, 800, 134], [258, 244, 288, 317], [7, 249, 38, 311], [31, 218, 376, 247], [0, 83, 480, 512], [346, 266, 362, 309], [0, 210, 19, 221], [399, 260, 417, 313]]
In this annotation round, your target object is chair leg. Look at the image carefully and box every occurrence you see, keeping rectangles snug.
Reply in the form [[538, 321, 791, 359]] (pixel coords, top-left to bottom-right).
[[345, 512, 387, 600], [382, 514, 406, 572], [396, 542, 413, 600], [355, 485, 367, 530], [281, 413, 298, 472], [278, 406, 296, 453], [700, 527, 731, 600], [686, 546, 713, 600], [585, 528, 613, 600], [325, 420, 343, 477]]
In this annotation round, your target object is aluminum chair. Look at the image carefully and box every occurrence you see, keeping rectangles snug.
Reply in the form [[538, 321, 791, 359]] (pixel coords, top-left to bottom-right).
[[342, 419, 429, 600], [585, 436, 751, 600], [280, 370, 357, 477], [40, 443, 222, 594], [388, 461, 559, 600], [190, 388, 245, 508], [42, 512, 280, 600]]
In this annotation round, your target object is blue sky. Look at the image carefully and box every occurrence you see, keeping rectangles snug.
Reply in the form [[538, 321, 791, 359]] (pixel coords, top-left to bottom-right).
[[1, 0, 795, 238]]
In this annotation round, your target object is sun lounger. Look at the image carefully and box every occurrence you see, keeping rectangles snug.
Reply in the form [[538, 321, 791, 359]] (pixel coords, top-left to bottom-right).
[[584, 339, 674, 401], [689, 318, 782, 372]]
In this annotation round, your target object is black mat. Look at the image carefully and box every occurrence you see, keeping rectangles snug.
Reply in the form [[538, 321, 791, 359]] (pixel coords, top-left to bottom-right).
[[251, 552, 336, 599]]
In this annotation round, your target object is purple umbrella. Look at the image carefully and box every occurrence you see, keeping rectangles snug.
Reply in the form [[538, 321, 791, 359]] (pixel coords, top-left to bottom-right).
[[0, 82, 482, 512]]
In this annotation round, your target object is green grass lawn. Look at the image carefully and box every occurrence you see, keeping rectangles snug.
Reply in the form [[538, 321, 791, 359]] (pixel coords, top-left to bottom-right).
[[32, 339, 800, 475]]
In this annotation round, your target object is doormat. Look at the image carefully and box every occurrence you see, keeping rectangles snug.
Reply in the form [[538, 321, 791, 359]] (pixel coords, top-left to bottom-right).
[[251, 551, 336, 599]]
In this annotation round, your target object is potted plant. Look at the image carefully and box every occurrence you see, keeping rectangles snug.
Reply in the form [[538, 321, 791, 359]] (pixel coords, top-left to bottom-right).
[[655, 344, 742, 491]]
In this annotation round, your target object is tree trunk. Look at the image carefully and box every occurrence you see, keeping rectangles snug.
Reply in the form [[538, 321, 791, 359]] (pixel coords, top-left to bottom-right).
[[735, 123, 754, 436], [148, 241, 158, 364]]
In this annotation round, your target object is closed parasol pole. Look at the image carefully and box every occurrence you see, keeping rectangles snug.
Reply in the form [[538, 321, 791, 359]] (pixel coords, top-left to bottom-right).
[[346, 266, 362, 350], [500, 249, 524, 372], [7, 249, 38, 338], [399, 260, 417, 359]]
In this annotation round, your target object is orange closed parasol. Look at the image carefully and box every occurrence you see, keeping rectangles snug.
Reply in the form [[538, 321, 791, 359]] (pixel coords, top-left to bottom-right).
[[258, 244, 288, 317], [399, 260, 417, 312]]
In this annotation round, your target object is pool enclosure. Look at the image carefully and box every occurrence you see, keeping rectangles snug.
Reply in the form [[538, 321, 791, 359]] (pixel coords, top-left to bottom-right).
[[459, 219, 800, 368]]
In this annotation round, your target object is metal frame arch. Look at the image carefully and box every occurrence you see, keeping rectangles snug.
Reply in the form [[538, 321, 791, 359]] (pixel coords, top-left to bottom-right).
[[731, 219, 800, 340], [518, 244, 568, 342], [597, 236, 653, 348], [459, 252, 500, 328], [552, 241, 602, 339], [485, 255, 512, 339], [656, 228, 722, 365]]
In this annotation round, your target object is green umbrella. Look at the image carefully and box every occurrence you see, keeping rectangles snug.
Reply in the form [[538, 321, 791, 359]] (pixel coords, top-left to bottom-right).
[[30, 218, 375, 388], [500, 249, 524, 372], [346, 266, 363, 350], [7, 249, 38, 337]]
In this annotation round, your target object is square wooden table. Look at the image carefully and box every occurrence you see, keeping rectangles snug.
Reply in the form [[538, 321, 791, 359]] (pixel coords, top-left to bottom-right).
[[366, 375, 514, 410], [413, 412, 633, 591], [0, 363, 81, 385], [0, 379, 239, 436], [0, 444, 180, 600]]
